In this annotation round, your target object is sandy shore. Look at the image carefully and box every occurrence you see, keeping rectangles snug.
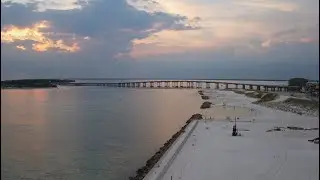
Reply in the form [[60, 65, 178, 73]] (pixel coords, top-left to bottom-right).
[[142, 90, 319, 180]]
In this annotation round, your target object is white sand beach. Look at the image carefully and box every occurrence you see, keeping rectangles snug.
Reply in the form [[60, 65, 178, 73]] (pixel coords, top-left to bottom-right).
[[144, 90, 319, 180]]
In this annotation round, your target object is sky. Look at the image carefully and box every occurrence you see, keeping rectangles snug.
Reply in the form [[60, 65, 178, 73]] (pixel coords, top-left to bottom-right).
[[1, 0, 319, 80]]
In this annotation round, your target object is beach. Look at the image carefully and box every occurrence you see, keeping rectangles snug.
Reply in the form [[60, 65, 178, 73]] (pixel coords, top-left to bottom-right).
[[141, 89, 319, 180]]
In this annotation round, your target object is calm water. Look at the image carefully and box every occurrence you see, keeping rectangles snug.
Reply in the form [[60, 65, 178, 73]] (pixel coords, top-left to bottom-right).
[[1, 87, 202, 180]]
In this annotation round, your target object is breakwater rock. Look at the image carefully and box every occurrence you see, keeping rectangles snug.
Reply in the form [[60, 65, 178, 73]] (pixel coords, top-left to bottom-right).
[[201, 95, 209, 100], [129, 114, 202, 180], [200, 101, 212, 109]]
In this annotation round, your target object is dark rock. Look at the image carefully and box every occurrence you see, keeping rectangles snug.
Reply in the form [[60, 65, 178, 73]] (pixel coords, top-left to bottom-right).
[[287, 126, 305, 130], [201, 95, 209, 100], [305, 128, 319, 130], [266, 127, 284, 132], [200, 101, 212, 109], [308, 137, 319, 144], [188, 114, 203, 120]]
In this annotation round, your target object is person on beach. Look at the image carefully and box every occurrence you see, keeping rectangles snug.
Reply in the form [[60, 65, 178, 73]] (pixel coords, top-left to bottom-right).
[[232, 125, 238, 136]]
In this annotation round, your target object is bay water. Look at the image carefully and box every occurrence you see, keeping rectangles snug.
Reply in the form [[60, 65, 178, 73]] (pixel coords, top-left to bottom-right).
[[1, 87, 202, 180]]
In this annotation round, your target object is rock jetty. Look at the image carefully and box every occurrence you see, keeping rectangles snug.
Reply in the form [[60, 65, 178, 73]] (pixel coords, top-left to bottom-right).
[[129, 114, 203, 180]]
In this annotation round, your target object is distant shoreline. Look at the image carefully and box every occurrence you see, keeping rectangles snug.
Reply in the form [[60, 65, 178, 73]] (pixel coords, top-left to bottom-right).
[[1, 86, 57, 90], [1, 79, 74, 89]]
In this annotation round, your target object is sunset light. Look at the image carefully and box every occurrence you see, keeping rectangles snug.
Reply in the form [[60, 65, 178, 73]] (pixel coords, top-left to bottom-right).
[[1, 21, 80, 52]]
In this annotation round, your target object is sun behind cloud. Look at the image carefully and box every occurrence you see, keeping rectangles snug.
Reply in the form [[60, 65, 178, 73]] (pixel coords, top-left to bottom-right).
[[1, 21, 80, 52]]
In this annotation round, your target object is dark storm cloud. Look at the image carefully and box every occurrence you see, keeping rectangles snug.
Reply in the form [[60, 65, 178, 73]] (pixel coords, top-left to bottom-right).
[[1, 3, 42, 27], [1, 0, 194, 35], [1, 0, 198, 59]]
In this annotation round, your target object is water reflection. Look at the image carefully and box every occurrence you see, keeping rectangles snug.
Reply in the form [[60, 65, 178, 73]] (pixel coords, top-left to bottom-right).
[[1, 89, 52, 180], [1, 87, 202, 180], [1, 89, 48, 125]]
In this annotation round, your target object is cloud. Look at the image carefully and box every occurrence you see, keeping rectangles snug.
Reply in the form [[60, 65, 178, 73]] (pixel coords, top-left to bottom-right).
[[1, 0, 196, 57], [1, 0, 205, 78], [124, 0, 319, 58], [234, 0, 298, 12], [16, 45, 26, 50], [126, 0, 162, 13], [259, 25, 319, 48], [1, 21, 80, 52], [300, 38, 314, 43], [261, 40, 272, 48], [1, 0, 90, 12], [1, 0, 319, 80]]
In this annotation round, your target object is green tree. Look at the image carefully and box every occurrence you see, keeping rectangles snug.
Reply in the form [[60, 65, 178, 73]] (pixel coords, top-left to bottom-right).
[[288, 78, 309, 88]]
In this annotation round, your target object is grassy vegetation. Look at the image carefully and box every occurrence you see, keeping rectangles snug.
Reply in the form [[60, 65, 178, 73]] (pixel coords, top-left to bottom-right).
[[255, 93, 278, 103], [233, 89, 279, 103], [288, 78, 308, 88], [233, 90, 264, 99], [284, 98, 319, 109], [233, 90, 245, 94], [244, 91, 264, 99]]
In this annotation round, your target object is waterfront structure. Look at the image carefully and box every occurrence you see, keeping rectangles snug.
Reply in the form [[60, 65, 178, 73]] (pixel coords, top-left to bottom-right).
[[64, 80, 298, 92]]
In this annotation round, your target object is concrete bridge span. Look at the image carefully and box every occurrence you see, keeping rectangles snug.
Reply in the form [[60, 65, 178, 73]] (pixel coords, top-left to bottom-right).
[[64, 80, 300, 92]]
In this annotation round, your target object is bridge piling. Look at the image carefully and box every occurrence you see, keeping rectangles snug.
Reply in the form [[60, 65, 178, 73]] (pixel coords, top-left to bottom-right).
[[191, 82, 195, 88], [196, 82, 201, 89], [165, 82, 169, 88], [206, 82, 210, 89], [179, 82, 184, 88]]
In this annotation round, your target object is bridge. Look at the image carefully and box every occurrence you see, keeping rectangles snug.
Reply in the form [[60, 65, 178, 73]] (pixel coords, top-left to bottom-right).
[[61, 80, 300, 92]]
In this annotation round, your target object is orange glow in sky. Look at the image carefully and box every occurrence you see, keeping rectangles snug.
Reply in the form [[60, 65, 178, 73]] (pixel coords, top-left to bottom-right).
[[1, 21, 80, 52], [126, 0, 318, 58]]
